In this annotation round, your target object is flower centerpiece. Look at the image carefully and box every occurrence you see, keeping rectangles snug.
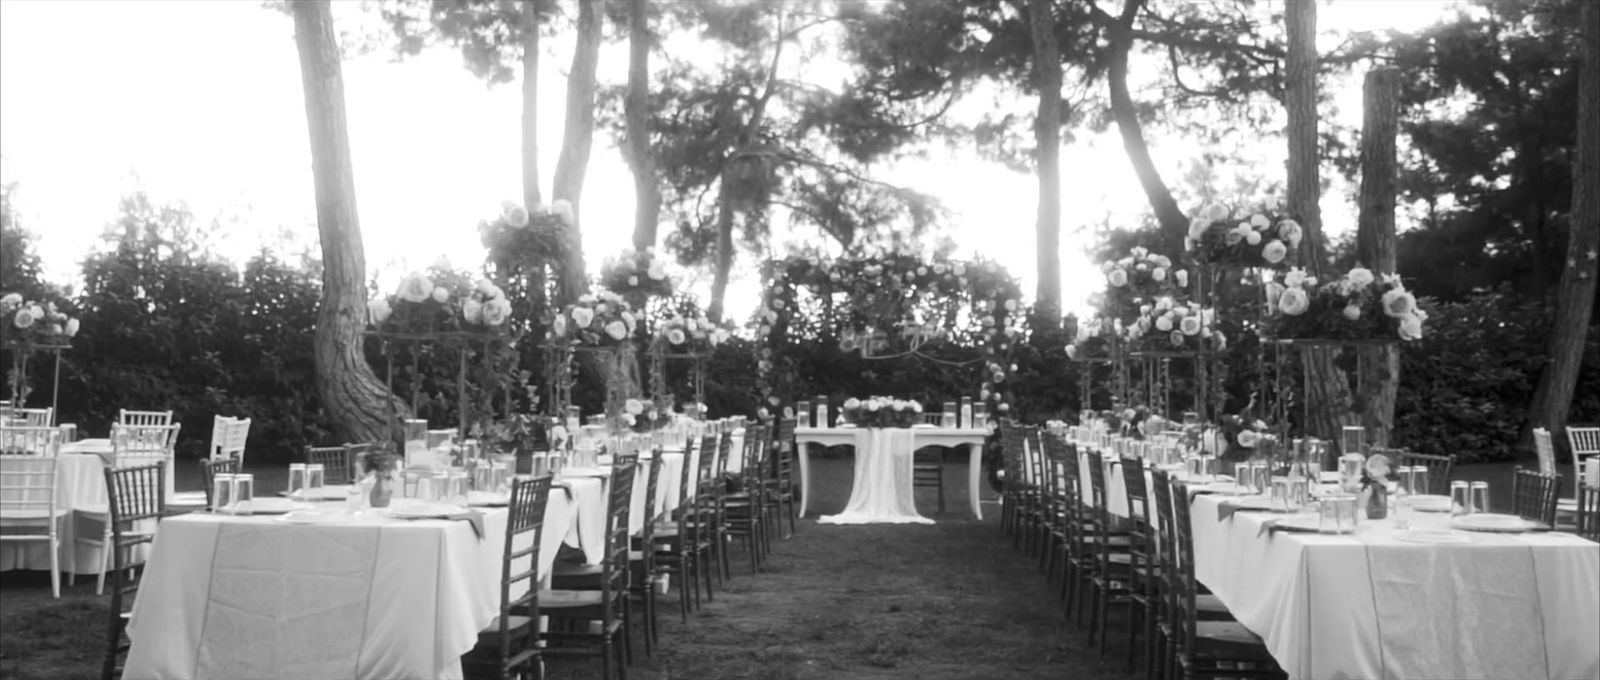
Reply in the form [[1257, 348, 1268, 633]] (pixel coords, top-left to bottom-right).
[[600, 246, 674, 300], [1217, 412, 1275, 462], [0, 294, 79, 348], [1118, 297, 1225, 354], [367, 267, 514, 336], [841, 396, 923, 428], [1261, 266, 1427, 342], [548, 291, 637, 347], [1184, 202, 1302, 268], [620, 398, 667, 432]]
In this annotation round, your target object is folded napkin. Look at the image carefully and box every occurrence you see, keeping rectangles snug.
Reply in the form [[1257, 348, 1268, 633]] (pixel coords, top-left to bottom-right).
[[1216, 497, 1273, 522], [443, 509, 485, 539]]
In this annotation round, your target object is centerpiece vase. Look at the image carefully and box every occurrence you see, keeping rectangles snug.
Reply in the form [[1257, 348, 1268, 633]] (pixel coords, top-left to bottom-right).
[[369, 473, 394, 508]]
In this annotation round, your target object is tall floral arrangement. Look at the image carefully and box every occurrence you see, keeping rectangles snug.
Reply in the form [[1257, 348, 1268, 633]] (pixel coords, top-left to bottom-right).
[[366, 267, 513, 336], [1099, 246, 1190, 325], [655, 312, 731, 352], [1066, 314, 1115, 360], [548, 291, 637, 347], [1184, 202, 1303, 268], [1262, 266, 1426, 341], [1118, 297, 1224, 353], [600, 246, 674, 300], [0, 293, 78, 348]]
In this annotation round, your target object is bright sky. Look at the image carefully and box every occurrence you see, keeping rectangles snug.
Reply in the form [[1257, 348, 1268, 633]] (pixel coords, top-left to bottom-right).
[[0, 0, 1458, 321]]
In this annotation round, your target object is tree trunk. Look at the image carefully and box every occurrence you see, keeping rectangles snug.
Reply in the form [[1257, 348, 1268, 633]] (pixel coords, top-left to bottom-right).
[[292, 0, 404, 444], [1527, 0, 1599, 455], [1027, 0, 1063, 327], [1355, 68, 1401, 448], [1285, 0, 1352, 462], [626, 0, 661, 251], [550, 0, 603, 306], [521, 0, 543, 211], [1105, 0, 1188, 257], [708, 172, 737, 323]]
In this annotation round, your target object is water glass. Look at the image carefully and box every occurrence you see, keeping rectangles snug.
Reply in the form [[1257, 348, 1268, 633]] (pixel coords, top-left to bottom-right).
[[1289, 476, 1311, 509], [490, 461, 510, 493], [306, 464, 325, 489], [1407, 466, 1428, 496], [796, 401, 811, 428], [1470, 481, 1490, 514], [1392, 493, 1413, 530], [1338, 454, 1366, 491], [1450, 481, 1471, 515], [445, 469, 469, 505], [943, 402, 958, 428], [1270, 476, 1291, 512], [1319, 494, 1358, 534], [287, 464, 307, 496]]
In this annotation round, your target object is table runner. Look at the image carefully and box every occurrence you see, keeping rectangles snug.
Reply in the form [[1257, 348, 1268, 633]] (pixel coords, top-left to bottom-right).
[[818, 428, 931, 525], [1190, 493, 1600, 680]]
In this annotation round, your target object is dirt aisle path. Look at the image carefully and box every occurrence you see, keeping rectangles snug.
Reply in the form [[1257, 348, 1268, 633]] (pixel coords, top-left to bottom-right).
[[548, 456, 1137, 680]]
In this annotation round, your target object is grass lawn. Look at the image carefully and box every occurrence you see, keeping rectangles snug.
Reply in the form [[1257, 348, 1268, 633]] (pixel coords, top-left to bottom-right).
[[0, 453, 1529, 680]]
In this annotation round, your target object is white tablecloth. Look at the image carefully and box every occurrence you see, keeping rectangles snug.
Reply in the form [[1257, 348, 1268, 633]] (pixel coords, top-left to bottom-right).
[[630, 451, 683, 536], [122, 493, 577, 680], [0, 443, 173, 575], [1191, 493, 1600, 680], [815, 429, 930, 525], [796, 426, 987, 519]]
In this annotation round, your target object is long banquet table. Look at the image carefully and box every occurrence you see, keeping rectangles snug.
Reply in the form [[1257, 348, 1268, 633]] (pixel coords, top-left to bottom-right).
[[123, 451, 685, 680], [1190, 493, 1600, 680], [795, 426, 987, 520]]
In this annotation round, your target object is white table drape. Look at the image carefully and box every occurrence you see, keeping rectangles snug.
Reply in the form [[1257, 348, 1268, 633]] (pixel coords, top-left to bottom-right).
[[0, 441, 173, 574], [817, 428, 932, 525], [796, 426, 987, 519]]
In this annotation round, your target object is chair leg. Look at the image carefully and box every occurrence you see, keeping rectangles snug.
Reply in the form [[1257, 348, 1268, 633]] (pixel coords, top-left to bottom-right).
[[50, 536, 61, 599], [96, 529, 112, 596]]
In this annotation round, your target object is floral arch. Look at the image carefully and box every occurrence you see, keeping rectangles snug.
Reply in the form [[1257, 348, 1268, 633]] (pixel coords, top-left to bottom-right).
[[753, 253, 1026, 419]]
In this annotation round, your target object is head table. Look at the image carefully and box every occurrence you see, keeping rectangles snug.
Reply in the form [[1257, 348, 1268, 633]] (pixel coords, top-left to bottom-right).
[[1057, 440, 1600, 680], [795, 425, 988, 522], [121, 447, 685, 680]]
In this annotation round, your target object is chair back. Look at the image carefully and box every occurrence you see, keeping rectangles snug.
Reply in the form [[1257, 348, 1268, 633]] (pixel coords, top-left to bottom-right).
[[119, 409, 173, 427], [1168, 477, 1202, 657], [0, 425, 61, 456], [1511, 467, 1560, 526], [597, 456, 639, 628], [1120, 455, 1149, 520], [717, 427, 737, 478], [1533, 428, 1556, 477], [921, 413, 943, 426], [773, 417, 796, 486], [1397, 450, 1455, 496], [493, 475, 553, 670], [112, 423, 179, 467], [999, 420, 1028, 490], [1576, 483, 1600, 542], [304, 445, 355, 486], [1566, 427, 1600, 505], [1043, 431, 1081, 507], [0, 455, 58, 518], [13, 407, 53, 427], [211, 416, 251, 464]]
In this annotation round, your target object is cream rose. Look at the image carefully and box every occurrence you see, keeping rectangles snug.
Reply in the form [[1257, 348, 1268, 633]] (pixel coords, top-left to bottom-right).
[[1237, 430, 1261, 448], [481, 298, 512, 326], [1347, 267, 1375, 287], [367, 298, 392, 325], [503, 204, 530, 229], [667, 328, 687, 345], [1261, 240, 1288, 264], [1108, 269, 1129, 287], [1398, 313, 1424, 340], [462, 298, 484, 324], [1279, 287, 1310, 316], [1343, 304, 1361, 321], [396, 275, 434, 303], [605, 320, 628, 340], [64, 318, 80, 337], [431, 286, 450, 303], [13, 308, 34, 329], [571, 307, 595, 328], [1180, 316, 1202, 336], [1382, 288, 1416, 317]]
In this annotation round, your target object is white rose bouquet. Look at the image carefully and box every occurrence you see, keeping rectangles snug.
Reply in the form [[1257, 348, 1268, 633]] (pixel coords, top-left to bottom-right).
[[549, 291, 638, 347], [841, 396, 923, 428], [0, 293, 78, 348], [368, 266, 515, 336], [1262, 266, 1426, 342], [1185, 202, 1301, 269], [600, 246, 674, 300]]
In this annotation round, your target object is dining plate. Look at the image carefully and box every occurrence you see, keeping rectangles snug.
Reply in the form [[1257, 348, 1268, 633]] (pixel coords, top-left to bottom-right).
[[1452, 513, 1542, 533], [560, 467, 610, 478], [241, 497, 311, 515], [912, 423, 937, 429], [1223, 496, 1275, 511], [287, 486, 353, 502], [381, 501, 466, 519], [278, 508, 360, 525], [1392, 529, 1473, 545], [466, 491, 509, 507], [1409, 494, 1453, 513]]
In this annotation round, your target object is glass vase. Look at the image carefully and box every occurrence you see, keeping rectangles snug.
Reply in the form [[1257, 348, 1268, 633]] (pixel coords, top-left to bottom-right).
[[369, 472, 394, 508]]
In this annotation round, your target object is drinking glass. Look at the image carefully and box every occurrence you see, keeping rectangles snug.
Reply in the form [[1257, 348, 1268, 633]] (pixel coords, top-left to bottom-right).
[[796, 401, 811, 428], [1339, 454, 1366, 491], [490, 461, 510, 493], [1407, 466, 1428, 496], [1392, 493, 1413, 530], [1470, 481, 1490, 514], [306, 464, 325, 490], [1270, 476, 1291, 512], [1289, 477, 1310, 509], [1450, 481, 1471, 515], [287, 464, 307, 497], [445, 469, 469, 505], [1318, 497, 1341, 533], [943, 402, 958, 428]]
